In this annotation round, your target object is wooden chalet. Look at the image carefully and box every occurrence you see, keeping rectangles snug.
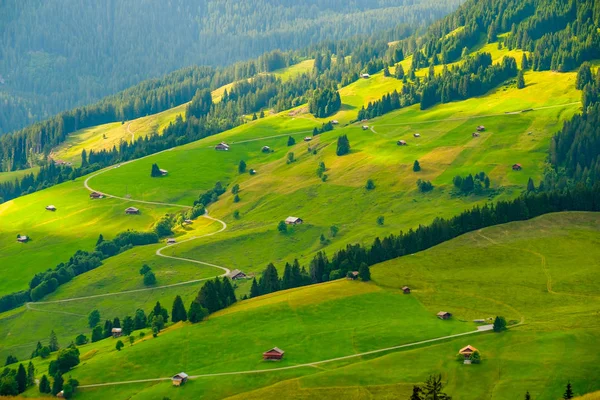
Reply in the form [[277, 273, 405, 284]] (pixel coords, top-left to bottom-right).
[[347, 271, 359, 280], [166, 238, 176, 244], [227, 269, 247, 280], [285, 216, 303, 225], [472, 132, 480, 137], [261, 146, 271, 153], [172, 372, 189, 386], [397, 140, 407, 146], [111, 328, 122, 338], [304, 136, 312, 142], [402, 286, 411, 294], [361, 73, 370, 79], [89, 191, 104, 199], [159, 168, 168, 176], [362, 125, 369, 130], [331, 120, 339, 125], [125, 207, 140, 215], [413, 133, 421, 138], [512, 163, 522, 171], [17, 235, 29, 243], [458, 345, 478, 358], [45, 205, 57, 211], [215, 142, 230, 151], [263, 347, 285, 361], [183, 219, 193, 225], [476, 125, 486, 132], [437, 311, 452, 320]]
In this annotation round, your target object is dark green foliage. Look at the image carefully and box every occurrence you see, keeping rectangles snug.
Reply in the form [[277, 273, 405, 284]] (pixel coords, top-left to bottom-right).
[[309, 87, 341, 118], [576, 63, 593, 90], [423, 374, 451, 400], [96, 234, 104, 246], [563, 381, 574, 399], [0, 374, 17, 396], [150, 301, 169, 324], [102, 320, 113, 339], [194, 182, 226, 208], [417, 179, 434, 192], [194, 277, 236, 314], [525, 391, 531, 400], [471, 350, 481, 364], [49, 330, 59, 352], [151, 163, 162, 177], [171, 295, 188, 323], [259, 263, 280, 295], [112, 317, 121, 328], [413, 160, 421, 172], [358, 263, 371, 281], [39, 375, 51, 393], [143, 271, 157, 286], [250, 277, 260, 298], [74, 334, 88, 346], [39, 346, 51, 359], [16, 364, 26, 393], [395, 64, 405, 79], [527, 178, 536, 192], [88, 309, 100, 328], [116, 340, 124, 351], [231, 184, 240, 195], [139, 265, 151, 275], [377, 216, 385, 225], [494, 316, 507, 332], [122, 316, 134, 336], [233, 210, 240, 219], [91, 326, 103, 343], [517, 70, 525, 89], [287, 136, 296, 146], [133, 309, 147, 330], [336, 134, 350, 156], [4, 356, 17, 366], [51, 374, 63, 396], [278, 221, 288, 233], [233, 194, 240, 203], [238, 160, 247, 173], [187, 302, 208, 323], [287, 152, 295, 164], [409, 385, 423, 400], [366, 179, 375, 190], [26, 361, 35, 387]]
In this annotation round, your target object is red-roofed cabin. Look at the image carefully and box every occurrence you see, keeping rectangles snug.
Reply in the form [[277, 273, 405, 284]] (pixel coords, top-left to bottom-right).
[[263, 347, 285, 361], [512, 164, 522, 171]]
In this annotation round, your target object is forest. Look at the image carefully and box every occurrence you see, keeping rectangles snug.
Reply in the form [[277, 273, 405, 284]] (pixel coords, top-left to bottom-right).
[[0, 0, 461, 134]]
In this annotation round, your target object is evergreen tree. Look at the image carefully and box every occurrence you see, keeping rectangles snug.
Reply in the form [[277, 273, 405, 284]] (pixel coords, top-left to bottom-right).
[[150, 163, 161, 177], [278, 220, 288, 233], [112, 317, 121, 328], [336, 134, 350, 156], [358, 263, 371, 282], [260, 263, 280, 294], [365, 179, 375, 190], [221, 278, 237, 306], [95, 234, 104, 246], [525, 391, 531, 400], [122, 316, 134, 336], [563, 381, 574, 399], [395, 63, 405, 80], [102, 320, 113, 338], [81, 149, 88, 167], [133, 309, 147, 330], [48, 331, 59, 352], [413, 160, 421, 172], [238, 160, 247, 173], [517, 70, 525, 89], [493, 316, 507, 332], [423, 374, 451, 400], [527, 178, 536, 192], [171, 295, 188, 323], [250, 277, 260, 298], [252, 112, 257, 120], [576, 63, 593, 90], [521, 53, 529, 70], [26, 361, 35, 387], [51, 374, 63, 396], [4, 355, 17, 366], [287, 136, 295, 146], [260, 110, 265, 118], [187, 301, 207, 323], [39, 375, 51, 394], [16, 363, 27, 393], [383, 66, 390, 77], [116, 340, 124, 351], [281, 262, 293, 290], [409, 385, 423, 400], [91, 326, 103, 343]]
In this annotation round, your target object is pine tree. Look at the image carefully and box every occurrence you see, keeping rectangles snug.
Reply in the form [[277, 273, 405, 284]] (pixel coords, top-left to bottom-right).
[[51, 374, 63, 396], [527, 178, 536, 192], [563, 381, 574, 399], [395, 64, 405, 80], [150, 163, 161, 177], [122, 316, 134, 336], [4, 355, 17, 366], [409, 385, 423, 400], [525, 391, 531, 400], [493, 316, 507, 332], [39, 375, 51, 394], [112, 317, 121, 328], [187, 301, 207, 323], [95, 234, 104, 246], [48, 330, 59, 352], [521, 53, 529, 70], [250, 277, 260, 298], [16, 363, 27, 393], [260, 263, 280, 294], [358, 263, 371, 282], [91, 326, 103, 343], [423, 374, 451, 400], [336, 135, 350, 156], [221, 278, 237, 306], [517, 70, 525, 89], [171, 295, 188, 323], [287, 136, 295, 146], [238, 160, 247, 173], [26, 361, 35, 387], [413, 160, 421, 172], [383, 66, 390, 77]]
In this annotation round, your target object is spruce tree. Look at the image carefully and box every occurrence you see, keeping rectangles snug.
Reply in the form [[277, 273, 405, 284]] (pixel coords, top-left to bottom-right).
[[250, 277, 260, 298], [48, 330, 59, 352], [493, 316, 507, 332], [527, 178, 536, 192], [51, 374, 63, 396], [260, 263, 280, 294], [413, 160, 421, 172], [171, 295, 188, 323], [27, 361, 35, 387], [521, 53, 529, 70], [238, 160, 247, 173], [221, 278, 237, 306], [287, 136, 295, 146], [122, 316, 134, 336], [525, 391, 531, 400], [336, 134, 350, 156], [563, 381, 574, 399], [112, 317, 121, 328], [16, 363, 27, 393], [423, 374, 451, 400], [95, 234, 104, 246], [395, 63, 405, 80], [187, 301, 207, 323], [410, 385, 423, 400], [151, 163, 161, 177], [39, 375, 51, 394], [358, 263, 371, 282], [4, 355, 17, 366], [517, 70, 525, 89]]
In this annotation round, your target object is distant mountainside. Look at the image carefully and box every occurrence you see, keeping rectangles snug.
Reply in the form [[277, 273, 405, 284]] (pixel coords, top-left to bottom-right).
[[0, 0, 460, 134]]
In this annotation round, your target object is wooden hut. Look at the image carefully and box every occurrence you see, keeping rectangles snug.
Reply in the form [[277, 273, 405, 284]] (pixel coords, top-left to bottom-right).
[[215, 142, 230, 151], [331, 120, 339, 125], [227, 269, 247, 280], [413, 133, 421, 137], [111, 328, 122, 338], [472, 132, 480, 137], [402, 286, 411, 294], [261, 146, 271, 153], [17, 235, 29, 243], [437, 311, 452, 320], [512, 163, 522, 171], [304, 136, 312, 142], [172, 372, 189, 386], [285, 216, 303, 225], [362, 125, 369, 130], [476, 125, 486, 132], [125, 207, 140, 215], [166, 238, 176, 244], [159, 169, 168, 176], [45, 205, 57, 211], [397, 140, 407, 146], [89, 191, 104, 199], [263, 347, 285, 361]]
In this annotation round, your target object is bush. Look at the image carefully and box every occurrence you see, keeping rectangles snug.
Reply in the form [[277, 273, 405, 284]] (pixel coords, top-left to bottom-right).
[[377, 216, 384, 225], [143, 271, 157, 286], [277, 221, 287, 233], [139, 265, 151, 275], [116, 340, 124, 351], [417, 179, 434, 192], [74, 334, 88, 346], [365, 179, 375, 190]]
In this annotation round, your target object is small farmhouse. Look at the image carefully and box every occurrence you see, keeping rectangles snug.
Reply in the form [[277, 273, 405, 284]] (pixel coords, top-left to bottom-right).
[[362, 125, 369, 130], [184, 219, 193, 225], [331, 120, 339, 125], [263, 347, 285, 360], [56, 390, 64, 398], [249, 169, 257, 175], [347, 271, 359, 280], [125, 207, 140, 215], [172, 372, 189, 386], [413, 133, 421, 138], [476, 125, 486, 132], [512, 163, 522, 171], [167, 238, 176, 244], [227, 269, 247, 280], [437, 311, 452, 320], [45, 205, 57, 211], [458, 345, 479, 364], [261, 146, 271, 153], [472, 132, 480, 137], [361, 73, 370, 79], [111, 328, 122, 338], [304, 136, 312, 142], [159, 169, 168, 176], [215, 142, 230, 151], [397, 140, 407, 146], [89, 191, 103, 199], [285, 216, 303, 225], [17, 235, 29, 243], [402, 286, 411, 294]]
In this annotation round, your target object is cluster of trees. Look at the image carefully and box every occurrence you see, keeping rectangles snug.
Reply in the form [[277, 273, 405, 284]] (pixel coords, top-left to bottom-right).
[[453, 172, 491, 194], [336, 135, 351, 156], [139, 264, 157, 286], [309, 87, 341, 118], [193, 276, 237, 315], [0, 360, 35, 396], [0, 163, 74, 203], [194, 181, 226, 208], [0, 230, 160, 312], [416, 179, 434, 192]]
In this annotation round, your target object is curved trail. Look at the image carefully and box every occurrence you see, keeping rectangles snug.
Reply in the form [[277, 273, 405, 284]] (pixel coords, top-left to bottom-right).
[[79, 326, 494, 388]]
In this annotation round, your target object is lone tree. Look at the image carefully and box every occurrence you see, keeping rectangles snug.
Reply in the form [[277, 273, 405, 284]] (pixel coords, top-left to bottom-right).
[[377, 216, 385, 225], [365, 179, 375, 190], [525, 391, 531, 400], [287, 136, 295, 146], [517, 70, 525, 89], [151, 163, 162, 177], [336, 135, 350, 156], [413, 160, 421, 172], [277, 221, 288, 233], [238, 160, 247, 173], [116, 340, 124, 351], [171, 295, 188, 323], [493, 316, 507, 332], [563, 381, 574, 399]]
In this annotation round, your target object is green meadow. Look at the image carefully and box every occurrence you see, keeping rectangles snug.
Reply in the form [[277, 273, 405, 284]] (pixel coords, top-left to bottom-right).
[[9, 212, 600, 400]]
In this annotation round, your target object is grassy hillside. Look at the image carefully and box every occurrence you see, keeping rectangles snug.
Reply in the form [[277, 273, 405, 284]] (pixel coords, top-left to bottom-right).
[[11, 212, 600, 400]]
